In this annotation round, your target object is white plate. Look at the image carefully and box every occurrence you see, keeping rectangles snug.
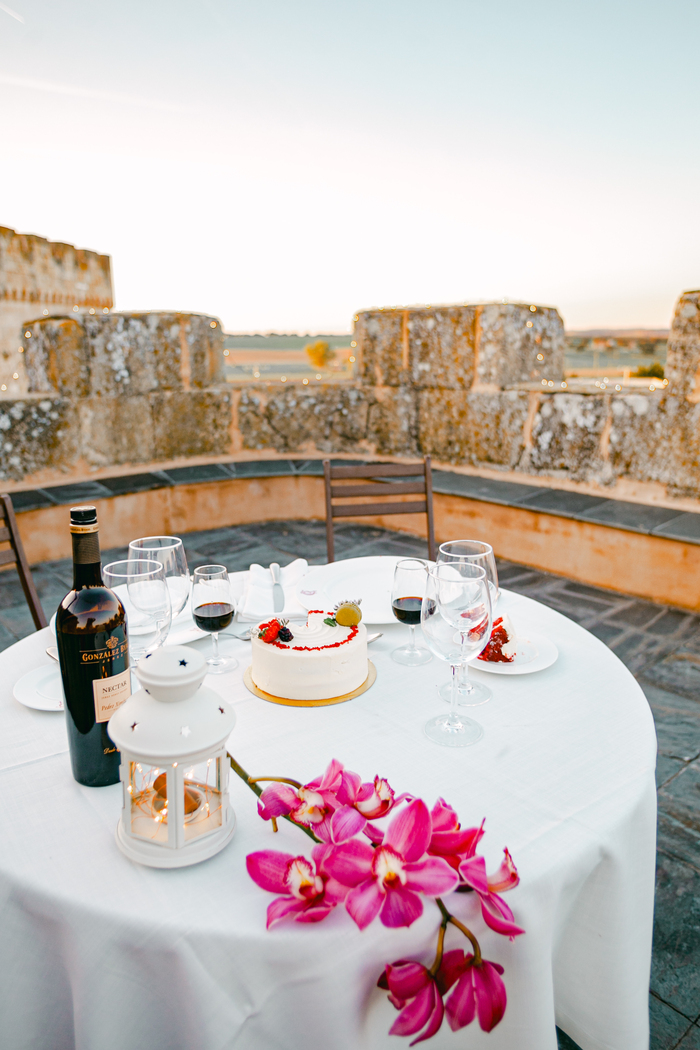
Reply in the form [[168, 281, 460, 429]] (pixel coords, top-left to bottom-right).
[[13, 666, 65, 711], [469, 633, 558, 675], [296, 556, 434, 624]]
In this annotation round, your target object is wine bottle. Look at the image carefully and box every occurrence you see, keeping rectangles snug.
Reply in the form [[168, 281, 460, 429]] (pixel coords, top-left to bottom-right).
[[56, 506, 130, 787]]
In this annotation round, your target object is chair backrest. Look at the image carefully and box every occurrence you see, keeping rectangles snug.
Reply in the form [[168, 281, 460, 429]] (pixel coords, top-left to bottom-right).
[[322, 457, 436, 563], [0, 494, 47, 629]]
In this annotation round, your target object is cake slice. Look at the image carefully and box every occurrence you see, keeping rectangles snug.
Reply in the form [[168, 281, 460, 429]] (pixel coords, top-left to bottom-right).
[[478, 614, 517, 663]]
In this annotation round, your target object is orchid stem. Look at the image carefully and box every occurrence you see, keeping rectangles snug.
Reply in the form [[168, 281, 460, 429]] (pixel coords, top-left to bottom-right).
[[227, 753, 322, 844], [430, 918, 448, 976], [228, 753, 263, 796], [247, 776, 304, 788], [435, 898, 482, 966]]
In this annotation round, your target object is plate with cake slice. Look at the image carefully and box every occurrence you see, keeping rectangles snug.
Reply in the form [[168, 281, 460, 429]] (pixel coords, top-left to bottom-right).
[[468, 613, 558, 675]]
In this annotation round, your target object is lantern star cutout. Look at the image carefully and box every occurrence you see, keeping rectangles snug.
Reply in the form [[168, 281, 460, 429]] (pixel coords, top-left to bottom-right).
[[180, 726, 191, 737], [179, 659, 188, 666], [130, 721, 138, 731]]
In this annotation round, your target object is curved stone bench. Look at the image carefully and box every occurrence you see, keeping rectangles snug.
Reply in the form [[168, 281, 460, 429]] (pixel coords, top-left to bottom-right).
[[7, 457, 700, 611]]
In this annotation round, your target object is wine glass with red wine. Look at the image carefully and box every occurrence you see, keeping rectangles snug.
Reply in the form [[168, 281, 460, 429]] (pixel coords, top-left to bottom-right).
[[191, 565, 237, 674], [390, 558, 432, 666]]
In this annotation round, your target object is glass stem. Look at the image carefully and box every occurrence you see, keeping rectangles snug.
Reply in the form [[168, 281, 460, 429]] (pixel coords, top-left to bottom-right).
[[211, 631, 220, 662], [459, 642, 474, 693], [448, 662, 462, 726], [407, 624, 417, 651]]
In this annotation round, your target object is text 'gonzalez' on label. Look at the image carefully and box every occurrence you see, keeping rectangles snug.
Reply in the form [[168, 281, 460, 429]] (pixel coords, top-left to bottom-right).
[[93, 669, 131, 723], [81, 641, 128, 662]]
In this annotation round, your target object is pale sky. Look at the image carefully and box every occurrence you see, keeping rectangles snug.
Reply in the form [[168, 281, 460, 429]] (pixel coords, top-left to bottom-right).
[[1, 0, 698, 332]]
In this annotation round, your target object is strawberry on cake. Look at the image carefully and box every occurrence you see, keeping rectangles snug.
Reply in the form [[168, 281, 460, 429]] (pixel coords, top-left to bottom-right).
[[478, 614, 518, 664]]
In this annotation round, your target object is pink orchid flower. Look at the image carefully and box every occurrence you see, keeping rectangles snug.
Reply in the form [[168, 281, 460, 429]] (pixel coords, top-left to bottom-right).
[[377, 960, 445, 1046], [257, 758, 346, 841], [325, 799, 459, 929], [487, 847, 520, 891], [246, 844, 348, 928], [337, 770, 405, 819], [441, 950, 507, 1033], [458, 853, 525, 938], [427, 799, 485, 873]]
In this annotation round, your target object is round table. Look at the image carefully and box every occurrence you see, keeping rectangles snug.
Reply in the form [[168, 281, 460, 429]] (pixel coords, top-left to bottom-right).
[[0, 588, 657, 1050]]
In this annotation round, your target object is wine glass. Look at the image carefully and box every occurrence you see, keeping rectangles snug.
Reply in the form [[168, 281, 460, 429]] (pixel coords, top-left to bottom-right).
[[191, 565, 237, 674], [103, 560, 172, 664], [437, 540, 499, 602], [390, 559, 432, 666], [436, 540, 497, 706], [422, 563, 492, 747], [128, 536, 190, 620]]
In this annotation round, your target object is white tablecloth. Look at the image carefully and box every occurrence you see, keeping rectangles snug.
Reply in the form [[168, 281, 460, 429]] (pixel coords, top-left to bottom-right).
[[0, 589, 657, 1050]]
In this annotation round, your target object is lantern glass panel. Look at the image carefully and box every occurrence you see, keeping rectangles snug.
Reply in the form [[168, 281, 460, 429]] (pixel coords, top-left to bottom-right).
[[129, 762, 170, 844], [182, 756, 223, 842]]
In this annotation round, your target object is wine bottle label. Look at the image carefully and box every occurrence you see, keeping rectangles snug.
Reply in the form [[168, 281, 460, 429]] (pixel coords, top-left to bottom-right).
[[93, 669, 131, 723]]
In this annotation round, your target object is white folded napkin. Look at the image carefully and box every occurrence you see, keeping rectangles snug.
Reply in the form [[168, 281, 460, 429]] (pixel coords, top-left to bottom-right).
[[238, 559, 309, 621]]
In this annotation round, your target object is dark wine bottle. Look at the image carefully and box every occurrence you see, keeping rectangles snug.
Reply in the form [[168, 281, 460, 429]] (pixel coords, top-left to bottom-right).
[[56, 506, 130, 787]]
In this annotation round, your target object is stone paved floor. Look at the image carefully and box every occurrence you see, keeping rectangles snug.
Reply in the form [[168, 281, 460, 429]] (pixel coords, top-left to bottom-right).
[[2, 520, 699, 1050]]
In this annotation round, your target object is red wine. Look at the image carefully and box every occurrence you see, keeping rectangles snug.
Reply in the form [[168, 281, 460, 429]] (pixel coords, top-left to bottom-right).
[[56, 506, 130, 788], [392, 596, 425, 625], [194, 602, 234, 632]]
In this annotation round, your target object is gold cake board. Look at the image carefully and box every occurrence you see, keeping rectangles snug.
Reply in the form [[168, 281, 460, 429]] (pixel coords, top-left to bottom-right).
[[243, 661, 377, 707]]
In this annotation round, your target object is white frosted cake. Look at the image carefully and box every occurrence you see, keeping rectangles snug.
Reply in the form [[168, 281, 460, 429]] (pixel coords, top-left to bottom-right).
[[251, 611, 368, 701]]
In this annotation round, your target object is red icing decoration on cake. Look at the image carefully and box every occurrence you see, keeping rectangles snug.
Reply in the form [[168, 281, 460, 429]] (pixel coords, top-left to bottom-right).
[[271, 623, 360, 651], [478, 617, 515, 663]]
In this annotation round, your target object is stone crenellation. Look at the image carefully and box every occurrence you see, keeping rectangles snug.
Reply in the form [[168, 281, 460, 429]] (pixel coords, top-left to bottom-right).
[[3, 294, 700, 505], [237, 295, 700, 498], [0, 312, 229, 478], [0, 226, 113, 395]]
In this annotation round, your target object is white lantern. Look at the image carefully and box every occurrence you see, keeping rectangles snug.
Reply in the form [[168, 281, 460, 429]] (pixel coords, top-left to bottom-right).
[[108, 645, 236, 868]]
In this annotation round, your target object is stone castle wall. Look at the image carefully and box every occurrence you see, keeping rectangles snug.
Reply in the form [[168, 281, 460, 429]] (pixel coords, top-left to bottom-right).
[[0, 312, 229, 479], [0, 226, 113, 395], [3, 294, 700, 505], [238, 295, 700, 498]]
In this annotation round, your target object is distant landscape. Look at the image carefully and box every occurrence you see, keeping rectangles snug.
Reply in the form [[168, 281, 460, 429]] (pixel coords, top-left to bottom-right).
[[223, 329, 668, 382], [223, 333, 351, 350], [223, 333, 354, 382]]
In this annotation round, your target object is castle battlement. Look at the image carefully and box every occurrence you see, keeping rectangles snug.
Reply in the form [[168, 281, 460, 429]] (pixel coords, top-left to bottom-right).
[[0, 226, 113, 393]]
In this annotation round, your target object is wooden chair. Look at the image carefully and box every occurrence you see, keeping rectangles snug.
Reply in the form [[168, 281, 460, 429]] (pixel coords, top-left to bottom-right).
[[0, 494, 47, 629], [323, 457, 436, 563]]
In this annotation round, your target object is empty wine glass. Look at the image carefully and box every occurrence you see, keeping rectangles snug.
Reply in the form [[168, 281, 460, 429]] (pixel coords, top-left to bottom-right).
[[390, 558, 432, 666], [191, 565, 237, 674], [103, 560, 172, 663], [128, 536, 190, 620], [422, 563, 492, 747], [436, 540, 497, 705]]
